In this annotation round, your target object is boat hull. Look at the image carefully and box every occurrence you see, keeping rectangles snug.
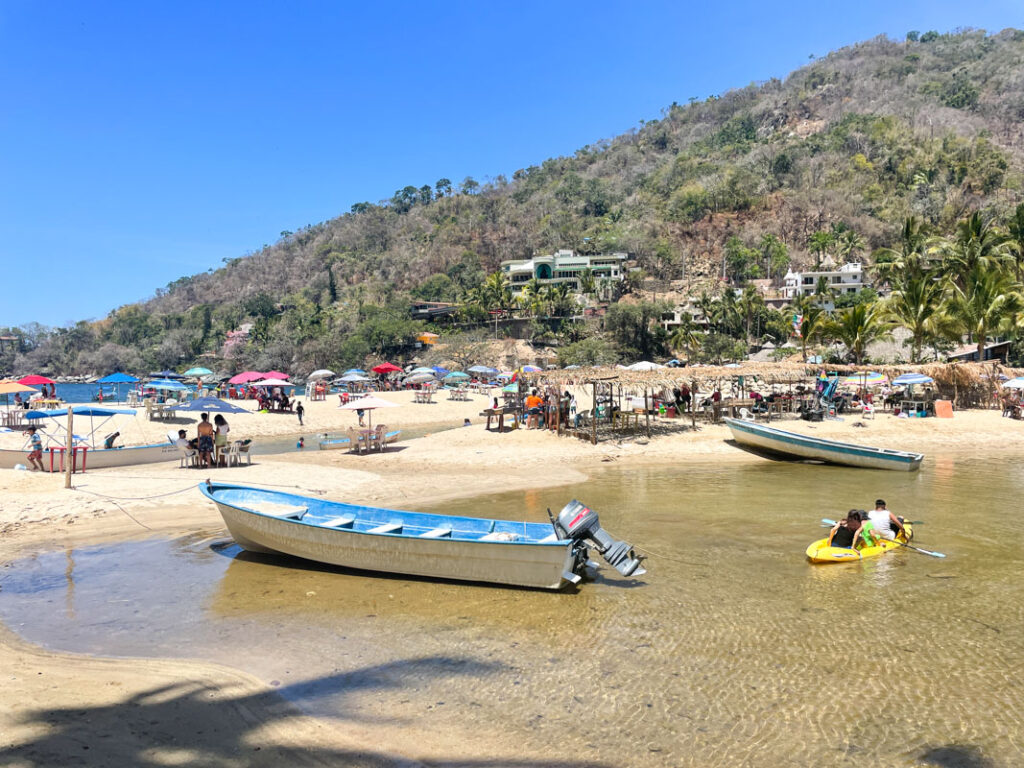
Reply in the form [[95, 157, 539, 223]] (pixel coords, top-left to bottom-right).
[[201, 482, 578, 590], [806, 525, 914, 563], [724, 418, 923, 471], [0, 442, 181, 470]]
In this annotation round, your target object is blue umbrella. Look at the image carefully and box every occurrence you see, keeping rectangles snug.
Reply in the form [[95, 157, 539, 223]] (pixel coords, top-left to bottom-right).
[[343, 369, 366, 375], [892, 373, 934, 385], [151, 370, 186, 379], [176, 396, 250, 414], [432, 366, 450, 376], [443, 371, 470, 382], [96, 372, 140, 403], [467, 365, 497, 374], [147, 379, 189, 391]]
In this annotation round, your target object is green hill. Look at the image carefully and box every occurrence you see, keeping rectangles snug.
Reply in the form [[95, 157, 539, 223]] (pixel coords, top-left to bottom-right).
[[5, 27, 1024, 375]]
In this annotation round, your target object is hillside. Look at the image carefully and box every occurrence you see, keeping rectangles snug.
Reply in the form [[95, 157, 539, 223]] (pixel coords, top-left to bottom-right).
[[5, 27, 1024, 375]]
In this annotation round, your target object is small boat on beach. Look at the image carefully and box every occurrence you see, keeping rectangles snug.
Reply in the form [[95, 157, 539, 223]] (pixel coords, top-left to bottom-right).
[[0, 406, 180, 470], [201, 481, 646, 590], [723, 418, 924, 471], [806, 524, 914, 563]]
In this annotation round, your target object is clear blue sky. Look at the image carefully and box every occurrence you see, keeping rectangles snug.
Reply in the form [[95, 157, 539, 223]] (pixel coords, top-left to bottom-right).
[[2, 1, 1020, 327]]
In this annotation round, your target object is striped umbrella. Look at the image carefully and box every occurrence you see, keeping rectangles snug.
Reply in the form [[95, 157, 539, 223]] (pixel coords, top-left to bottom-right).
[[840, 372, 887, 387]]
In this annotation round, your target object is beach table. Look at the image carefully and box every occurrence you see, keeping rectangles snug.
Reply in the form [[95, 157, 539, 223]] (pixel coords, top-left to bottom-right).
[[900, 399, 929, 417], [482, 406, 518, 432], [414, 391, 434, 404], [613, 411, 642, 430]]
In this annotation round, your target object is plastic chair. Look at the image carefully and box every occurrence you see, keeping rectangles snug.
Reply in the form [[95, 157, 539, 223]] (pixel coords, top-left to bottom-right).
[[863, 402, 875, 420], [738, 407, 756, 422]]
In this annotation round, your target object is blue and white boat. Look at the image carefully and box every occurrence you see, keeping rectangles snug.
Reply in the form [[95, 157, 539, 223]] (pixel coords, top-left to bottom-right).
[[200, 482, 645, 590], [723, 417, 923, 471]]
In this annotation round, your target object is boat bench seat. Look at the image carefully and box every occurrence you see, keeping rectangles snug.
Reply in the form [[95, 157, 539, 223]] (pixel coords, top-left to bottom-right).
[[480, 531, 520, 542], [252, 503, 308, 520], [321, 516, 355, 528], [420, 527, 453, 538], [366, 522, 403, 534], [539, 533, 559, 543]]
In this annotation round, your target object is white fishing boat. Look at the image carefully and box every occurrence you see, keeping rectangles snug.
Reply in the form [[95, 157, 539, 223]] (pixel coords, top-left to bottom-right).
[[201, 481, 646, 590], [723, 417, 923, 471], [0, 406, 180, 470]]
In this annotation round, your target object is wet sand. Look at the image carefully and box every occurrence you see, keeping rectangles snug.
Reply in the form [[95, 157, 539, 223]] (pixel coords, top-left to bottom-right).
[[0, 407, 1021, 765]]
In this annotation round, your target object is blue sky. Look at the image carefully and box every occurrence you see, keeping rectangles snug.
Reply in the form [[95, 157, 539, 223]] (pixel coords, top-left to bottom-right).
[[2, 1, 1021, 327]]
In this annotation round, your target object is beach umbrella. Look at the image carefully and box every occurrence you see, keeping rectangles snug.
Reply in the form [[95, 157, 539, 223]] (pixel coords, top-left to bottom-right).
[[372, 362, 402, 374], [308, 369, 336, 379], [228, 371, 265, 385], [339, 373, 370, 382], [0, 380, 38, 412], [409, 367, 435, 375], [431, 365, 450, 376], [176, 396, 250, 414], [18, 375, 55, 386], [443, 371, 470, 382], [337, 394, 398, 429], [96, 372, 139, 403], [517, 365, 541, 373], [343, 369, 365, 376], [502, 383, 518, 393], [626, 361, 664, 371], [1001, 377, 1024, 389], [404, 372, 436, 384], [251, 378, 291, 388], [184, 367, 212, 376], [496, 371, 513, 380], [151, 370, 185, 379], [468, 365, 497, 374], [263, 371, 289, 380], [892, 373, 934, 386], [147, 379, 189, 391], [840, 371, 887, 387]]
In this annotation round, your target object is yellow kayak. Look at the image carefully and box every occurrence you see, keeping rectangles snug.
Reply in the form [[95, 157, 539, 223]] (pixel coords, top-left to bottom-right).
[[806, 524, 914, 563]]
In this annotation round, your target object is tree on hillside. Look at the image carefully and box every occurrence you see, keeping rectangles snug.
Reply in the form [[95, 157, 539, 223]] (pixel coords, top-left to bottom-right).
[[872, 216, 930, 285], [808, 231, 835, 269], [1006, 203, 1024, 284], [791, 298, 829, 363], [759, 234, 789, 279], [883, 273, 949, 363], [825, 302, 894, 365], [668, 317, 703, 360], [944, 264, 1023, 364], [929, 212, 1011, 291], [603, 301, 669, 360]]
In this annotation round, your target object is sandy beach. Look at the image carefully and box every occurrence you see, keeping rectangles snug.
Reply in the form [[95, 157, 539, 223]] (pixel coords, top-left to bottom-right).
[[0, 398, 1017, 765]]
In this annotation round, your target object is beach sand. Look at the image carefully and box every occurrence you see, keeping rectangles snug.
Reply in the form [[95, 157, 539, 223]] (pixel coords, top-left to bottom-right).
[[0, 401, 1014, 765]]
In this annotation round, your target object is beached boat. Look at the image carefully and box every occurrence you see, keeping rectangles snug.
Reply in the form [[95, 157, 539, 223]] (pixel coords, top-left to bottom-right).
[[723, 418, 924, 471], [201, 481, 646, 590], [0, 406, 181, 470], [806, 524, 914, 563]]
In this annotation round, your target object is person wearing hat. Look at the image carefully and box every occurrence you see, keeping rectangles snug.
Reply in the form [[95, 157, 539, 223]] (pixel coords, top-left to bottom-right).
[[25, 426, 44, 471]]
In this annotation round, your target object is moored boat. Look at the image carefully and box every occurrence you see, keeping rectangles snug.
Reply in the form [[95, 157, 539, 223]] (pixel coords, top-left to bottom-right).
[[200, 481, 646, 590], [723, 417, 923, 471], [806, 524, 914, 563]]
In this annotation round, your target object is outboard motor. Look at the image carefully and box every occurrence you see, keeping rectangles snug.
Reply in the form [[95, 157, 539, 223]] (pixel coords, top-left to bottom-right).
[[552, 500, 645, 578]]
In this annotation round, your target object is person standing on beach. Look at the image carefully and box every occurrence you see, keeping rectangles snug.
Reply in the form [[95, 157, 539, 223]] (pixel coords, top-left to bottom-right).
[[296, 401, 304, 426], [197, 413, 215, 468], [26, 426, 44, 471]]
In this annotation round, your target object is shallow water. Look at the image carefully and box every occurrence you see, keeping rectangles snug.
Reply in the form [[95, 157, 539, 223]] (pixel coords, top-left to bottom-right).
[[1, 454, 1022, 767]]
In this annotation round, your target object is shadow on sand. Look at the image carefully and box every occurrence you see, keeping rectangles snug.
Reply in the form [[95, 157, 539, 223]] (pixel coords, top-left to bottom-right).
[[0, 654, 612, 767]]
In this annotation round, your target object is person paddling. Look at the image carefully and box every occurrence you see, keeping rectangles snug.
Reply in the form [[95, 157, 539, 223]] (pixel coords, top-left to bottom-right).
[[850, 510, 882, 550], [867, 499, 906, 541], [827, 510, 861, 549]]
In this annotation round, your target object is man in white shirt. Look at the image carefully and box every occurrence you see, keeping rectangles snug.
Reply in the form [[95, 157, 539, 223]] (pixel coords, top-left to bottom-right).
[[867, 499, 906, 540]]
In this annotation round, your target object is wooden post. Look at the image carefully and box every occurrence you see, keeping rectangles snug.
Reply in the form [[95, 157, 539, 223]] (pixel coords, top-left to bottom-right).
[[64, 408, 73, 489], [691, 379, 697, 429], [644, 385, 651, 438], [591, 381, 597, 445]]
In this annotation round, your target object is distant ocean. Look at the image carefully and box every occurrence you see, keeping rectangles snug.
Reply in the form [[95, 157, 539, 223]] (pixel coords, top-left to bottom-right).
[[40, 382, 304, 404]]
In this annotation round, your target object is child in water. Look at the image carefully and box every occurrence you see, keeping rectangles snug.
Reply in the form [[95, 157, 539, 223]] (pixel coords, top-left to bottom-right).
[[296, 436, 305, 449]]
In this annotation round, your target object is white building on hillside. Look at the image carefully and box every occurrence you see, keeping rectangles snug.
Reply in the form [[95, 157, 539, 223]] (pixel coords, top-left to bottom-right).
[[782, 261, 867, 300], [501, 249, 629, 293]]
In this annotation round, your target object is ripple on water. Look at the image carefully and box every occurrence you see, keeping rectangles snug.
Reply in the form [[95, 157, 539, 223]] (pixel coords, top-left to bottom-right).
[[1, 457, 1023, 767]]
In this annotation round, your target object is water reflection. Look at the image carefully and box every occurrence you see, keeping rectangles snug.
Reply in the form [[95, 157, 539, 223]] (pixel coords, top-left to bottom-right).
[[1, 457, 1023, 766]]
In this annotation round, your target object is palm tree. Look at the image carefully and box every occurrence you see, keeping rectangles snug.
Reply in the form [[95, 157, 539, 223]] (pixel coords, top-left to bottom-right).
[[883, 273, 948, 363], [519, 279, 545, 318], [836, 230, 866, 263], [669, 318, 703, 360], [825, 303, 894, 365], [807, 230, 834, 270], [791, 300, 829, 363], [1006, 203, 1024, 284], [873, 216, 929, 286], [944, 264, 1024, 364], [737, 283, 764, 342], [578, 268, 597, 299], [696, 291, 718, 333], [929, 211, 1011, 291]]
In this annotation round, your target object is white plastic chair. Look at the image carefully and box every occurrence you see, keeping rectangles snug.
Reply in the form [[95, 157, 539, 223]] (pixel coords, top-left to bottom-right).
[[738, 407, 756, 422], [863, 402, 875, 419]]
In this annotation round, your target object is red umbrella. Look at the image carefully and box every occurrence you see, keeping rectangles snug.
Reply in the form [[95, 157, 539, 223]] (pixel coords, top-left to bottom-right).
[[263, 371, 289, 379], [372, 362, 402, 374], [228, 371, 265, 385], [18, 375, 56, 385]]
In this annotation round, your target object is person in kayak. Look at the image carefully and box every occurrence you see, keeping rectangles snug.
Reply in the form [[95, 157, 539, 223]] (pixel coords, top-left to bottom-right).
[[850, 510, 882, 550], [826, 510, 861, 548], [867, 499, 906, 541]]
